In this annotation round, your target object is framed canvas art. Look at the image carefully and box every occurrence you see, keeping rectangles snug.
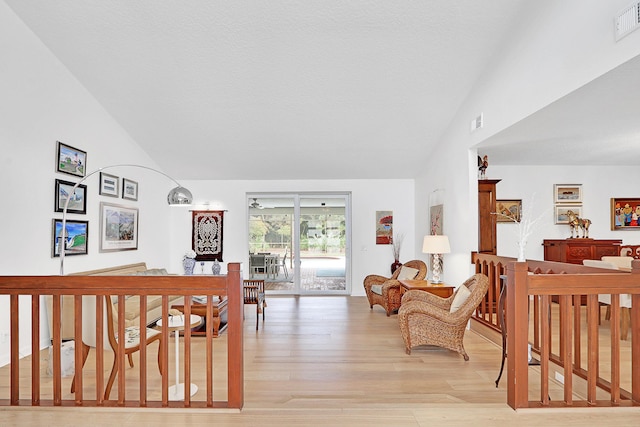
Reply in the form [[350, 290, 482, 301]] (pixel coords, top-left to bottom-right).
[[99, 172, 119, 197], [122, 178, 138, 201], [376, 211, 392, 244], [496, 199, 522, 223], [555, 205, 583, 225], [430, 204, 443, 235], [554, 184, 582, 203], [56, 141, 86, 177], [52, 219, 89, 257], [611, 198, 640, 230], [99, 202, 138, 252], [55, 179, 87, 214]]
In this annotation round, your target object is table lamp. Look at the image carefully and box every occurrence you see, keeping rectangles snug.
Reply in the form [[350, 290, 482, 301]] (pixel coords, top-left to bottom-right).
[[422, 235, 450, 283]]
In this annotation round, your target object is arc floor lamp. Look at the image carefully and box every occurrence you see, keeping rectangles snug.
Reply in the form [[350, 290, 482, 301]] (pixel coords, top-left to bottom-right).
[[59, 164, 193, 276]]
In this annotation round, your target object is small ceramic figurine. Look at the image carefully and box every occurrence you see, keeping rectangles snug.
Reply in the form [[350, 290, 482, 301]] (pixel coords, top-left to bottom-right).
[[478, 155, 488, 179]]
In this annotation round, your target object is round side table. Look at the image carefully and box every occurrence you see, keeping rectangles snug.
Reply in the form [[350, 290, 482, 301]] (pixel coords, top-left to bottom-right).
[[156, 314, 202, 400]]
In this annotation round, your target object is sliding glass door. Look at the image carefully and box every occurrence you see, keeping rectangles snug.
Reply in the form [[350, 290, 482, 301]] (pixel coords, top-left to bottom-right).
[[247, 193, 350, 295]]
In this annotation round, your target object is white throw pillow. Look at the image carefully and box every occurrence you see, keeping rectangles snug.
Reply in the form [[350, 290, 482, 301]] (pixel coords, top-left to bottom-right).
[[397, 266, 419, 280], [371, 284, 383, 295], [450, 285, 471, 313]]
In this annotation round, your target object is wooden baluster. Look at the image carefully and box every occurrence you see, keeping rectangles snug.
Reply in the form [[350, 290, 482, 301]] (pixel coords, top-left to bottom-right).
[[587, 294, 599, 405], [31, 295, 40, 406]]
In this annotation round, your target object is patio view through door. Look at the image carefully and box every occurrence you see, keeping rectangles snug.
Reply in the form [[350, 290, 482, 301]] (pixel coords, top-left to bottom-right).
[[248, 193, 350, 295]]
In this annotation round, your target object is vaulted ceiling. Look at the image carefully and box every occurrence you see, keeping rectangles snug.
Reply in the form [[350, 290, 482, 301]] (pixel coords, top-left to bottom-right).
[[6, 1, 532, 179], [9, 1, 638, 179]]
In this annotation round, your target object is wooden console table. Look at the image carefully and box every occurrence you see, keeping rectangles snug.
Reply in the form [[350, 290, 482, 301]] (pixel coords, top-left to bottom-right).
[[171, 296, 228, 337], [542, 238, 622, 264], [399, 280, 455, 298]]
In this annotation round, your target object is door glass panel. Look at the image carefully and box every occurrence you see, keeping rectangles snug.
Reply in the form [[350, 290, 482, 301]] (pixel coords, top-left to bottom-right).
[[248, 194, 349, 295], [299, 197, 347, 293], [248, 197, 295, 293]]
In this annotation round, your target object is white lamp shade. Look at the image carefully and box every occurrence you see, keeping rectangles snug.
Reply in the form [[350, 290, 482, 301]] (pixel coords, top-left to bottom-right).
[[422, 235, 450, 254]]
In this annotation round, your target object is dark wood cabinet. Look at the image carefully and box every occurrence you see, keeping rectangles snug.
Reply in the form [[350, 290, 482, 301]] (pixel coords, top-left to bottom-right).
[[478, 179, 501, 254], [542, 239, 622, 264]]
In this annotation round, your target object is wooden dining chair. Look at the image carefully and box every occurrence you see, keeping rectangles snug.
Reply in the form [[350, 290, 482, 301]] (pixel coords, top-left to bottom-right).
[[249, 254, 266, 278], [71, 295, 164, 399], [243, 279, 266, 330]]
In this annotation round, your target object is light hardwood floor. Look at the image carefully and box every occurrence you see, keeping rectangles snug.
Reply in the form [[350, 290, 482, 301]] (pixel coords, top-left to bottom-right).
[[1, 296, 640, 426]]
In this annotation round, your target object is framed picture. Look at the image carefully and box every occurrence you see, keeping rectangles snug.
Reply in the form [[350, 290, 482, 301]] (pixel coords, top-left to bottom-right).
[[555, 205, 583, 225], [376, 210, 393, 244], [496, 199, 522, 223], [554, 184, 582, 203], [52, 219, 89, 257], [55, 179, 87, 214], [430, 204, 443, 235], [99, 172, 119, 197], [122, 178, 138, 201], [56, 141, 86, 177], [611, 198, 640, 230], [99, 202, 138, 252]]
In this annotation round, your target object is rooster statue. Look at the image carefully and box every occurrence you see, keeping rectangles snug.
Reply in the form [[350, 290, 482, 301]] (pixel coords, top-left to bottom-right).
[[478, 155, 488, 179]]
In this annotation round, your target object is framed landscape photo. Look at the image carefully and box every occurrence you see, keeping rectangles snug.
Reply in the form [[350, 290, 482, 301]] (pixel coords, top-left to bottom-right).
[[55, 179, 87, 214], [99, 172, 119, 197], [56, 141, 86, 177], [496, 199, 522, 223], [122, 178, 138, 201], [611, 197, 640, 230], [554, 184, 582, 203], [99, 202, 138, 252], [52, 219, 89, 257], [555, 205, 583, 225]]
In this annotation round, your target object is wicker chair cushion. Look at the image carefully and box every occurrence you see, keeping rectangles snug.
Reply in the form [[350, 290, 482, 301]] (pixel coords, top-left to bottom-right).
[[450, 285, 471, 313], [370, 284, 383, 295], [397, 266, 419, 280]]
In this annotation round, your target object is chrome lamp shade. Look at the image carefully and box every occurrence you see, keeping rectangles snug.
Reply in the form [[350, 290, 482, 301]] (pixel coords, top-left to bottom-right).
[[167, 186, 193, 205]]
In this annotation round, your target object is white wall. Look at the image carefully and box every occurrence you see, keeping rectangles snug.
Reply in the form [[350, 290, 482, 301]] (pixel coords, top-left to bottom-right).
[[167, 179, 418, 297], [416, 0, 640, 287], [0, 3, 175, 366], [492, 165, 640, 261], [0, 1, 419, 366]]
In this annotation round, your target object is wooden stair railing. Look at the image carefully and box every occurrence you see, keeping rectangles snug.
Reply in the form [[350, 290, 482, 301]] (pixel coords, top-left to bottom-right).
[[0, 262, 243, 409], [472, 253, 640, 410]]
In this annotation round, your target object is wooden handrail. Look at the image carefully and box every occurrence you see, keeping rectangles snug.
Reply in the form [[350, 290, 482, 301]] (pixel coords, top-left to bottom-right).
[[0, 262, 243, 409], [472, 252, 640, 409]]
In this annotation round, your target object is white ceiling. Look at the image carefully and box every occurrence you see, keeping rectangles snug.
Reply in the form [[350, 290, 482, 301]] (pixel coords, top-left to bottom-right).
[[478, 54, 640, 166], [6, 0, 531, 180]]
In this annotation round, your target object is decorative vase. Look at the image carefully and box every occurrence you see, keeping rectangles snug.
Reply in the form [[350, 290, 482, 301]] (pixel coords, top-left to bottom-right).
[[211, 259, 221, 275], [391, 259, 402, 274], [183, 257, 196, 275]]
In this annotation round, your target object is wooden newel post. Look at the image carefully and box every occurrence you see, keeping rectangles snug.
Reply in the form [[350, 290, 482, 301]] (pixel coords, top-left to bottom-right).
[[506, 261, 529, 409], [226, 262, 244, 409]]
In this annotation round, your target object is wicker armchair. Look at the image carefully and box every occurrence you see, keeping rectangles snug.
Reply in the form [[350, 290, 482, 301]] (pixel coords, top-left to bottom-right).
[[398, 273, 489, 360], [363, 260, 427, 316]]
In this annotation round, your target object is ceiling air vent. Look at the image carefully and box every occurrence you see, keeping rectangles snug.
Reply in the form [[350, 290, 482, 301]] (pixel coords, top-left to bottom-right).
[[615, 1, 640, 41], [470, 113, 483, 132]]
